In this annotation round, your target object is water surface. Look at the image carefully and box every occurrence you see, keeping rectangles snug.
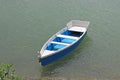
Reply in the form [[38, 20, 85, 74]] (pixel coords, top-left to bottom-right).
[[0, 0, 120, 79]]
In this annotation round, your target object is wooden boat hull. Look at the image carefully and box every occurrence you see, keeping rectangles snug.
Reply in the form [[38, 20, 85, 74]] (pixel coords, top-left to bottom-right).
[[39, 32, 87, 66]]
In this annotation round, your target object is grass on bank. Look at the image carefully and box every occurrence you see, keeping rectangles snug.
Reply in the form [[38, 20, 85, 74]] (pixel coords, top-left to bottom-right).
[[0, 63, 20, 80]]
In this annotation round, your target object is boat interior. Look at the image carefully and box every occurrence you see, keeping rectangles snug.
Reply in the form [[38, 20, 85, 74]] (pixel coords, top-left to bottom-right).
[[45, 30, 83, 51], [62, 30, 83, 37], [53, 37, 75, 44], [46, 43, 66, 51]]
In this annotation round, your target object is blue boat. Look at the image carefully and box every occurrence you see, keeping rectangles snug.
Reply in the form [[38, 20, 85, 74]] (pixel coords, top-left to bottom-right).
[[38, 20, 90, 66]]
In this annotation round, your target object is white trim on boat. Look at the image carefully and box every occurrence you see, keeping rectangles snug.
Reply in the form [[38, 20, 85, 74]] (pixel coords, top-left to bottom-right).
[[57, 34, 79, 40], [42, 50, 55, 57]]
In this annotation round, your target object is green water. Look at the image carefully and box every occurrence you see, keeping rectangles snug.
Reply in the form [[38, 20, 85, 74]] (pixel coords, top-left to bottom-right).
[[0, 0, 120, 79]]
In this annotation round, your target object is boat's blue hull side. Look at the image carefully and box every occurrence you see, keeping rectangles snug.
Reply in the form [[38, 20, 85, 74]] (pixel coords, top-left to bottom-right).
[[39, 32, 87, 66]]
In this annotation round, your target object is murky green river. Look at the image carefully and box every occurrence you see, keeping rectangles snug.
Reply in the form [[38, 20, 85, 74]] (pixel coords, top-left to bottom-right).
[[0, 0, 120, 79]]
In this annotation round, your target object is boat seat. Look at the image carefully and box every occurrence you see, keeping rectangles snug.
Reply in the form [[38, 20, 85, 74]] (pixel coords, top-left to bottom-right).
[[68, 26, 86, 32], [51, 41, 70, 46], [57, 34, 79, 40]]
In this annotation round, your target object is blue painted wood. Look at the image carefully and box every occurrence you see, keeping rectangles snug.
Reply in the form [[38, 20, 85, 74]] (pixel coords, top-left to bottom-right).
[[39, 32, 87, 66]]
